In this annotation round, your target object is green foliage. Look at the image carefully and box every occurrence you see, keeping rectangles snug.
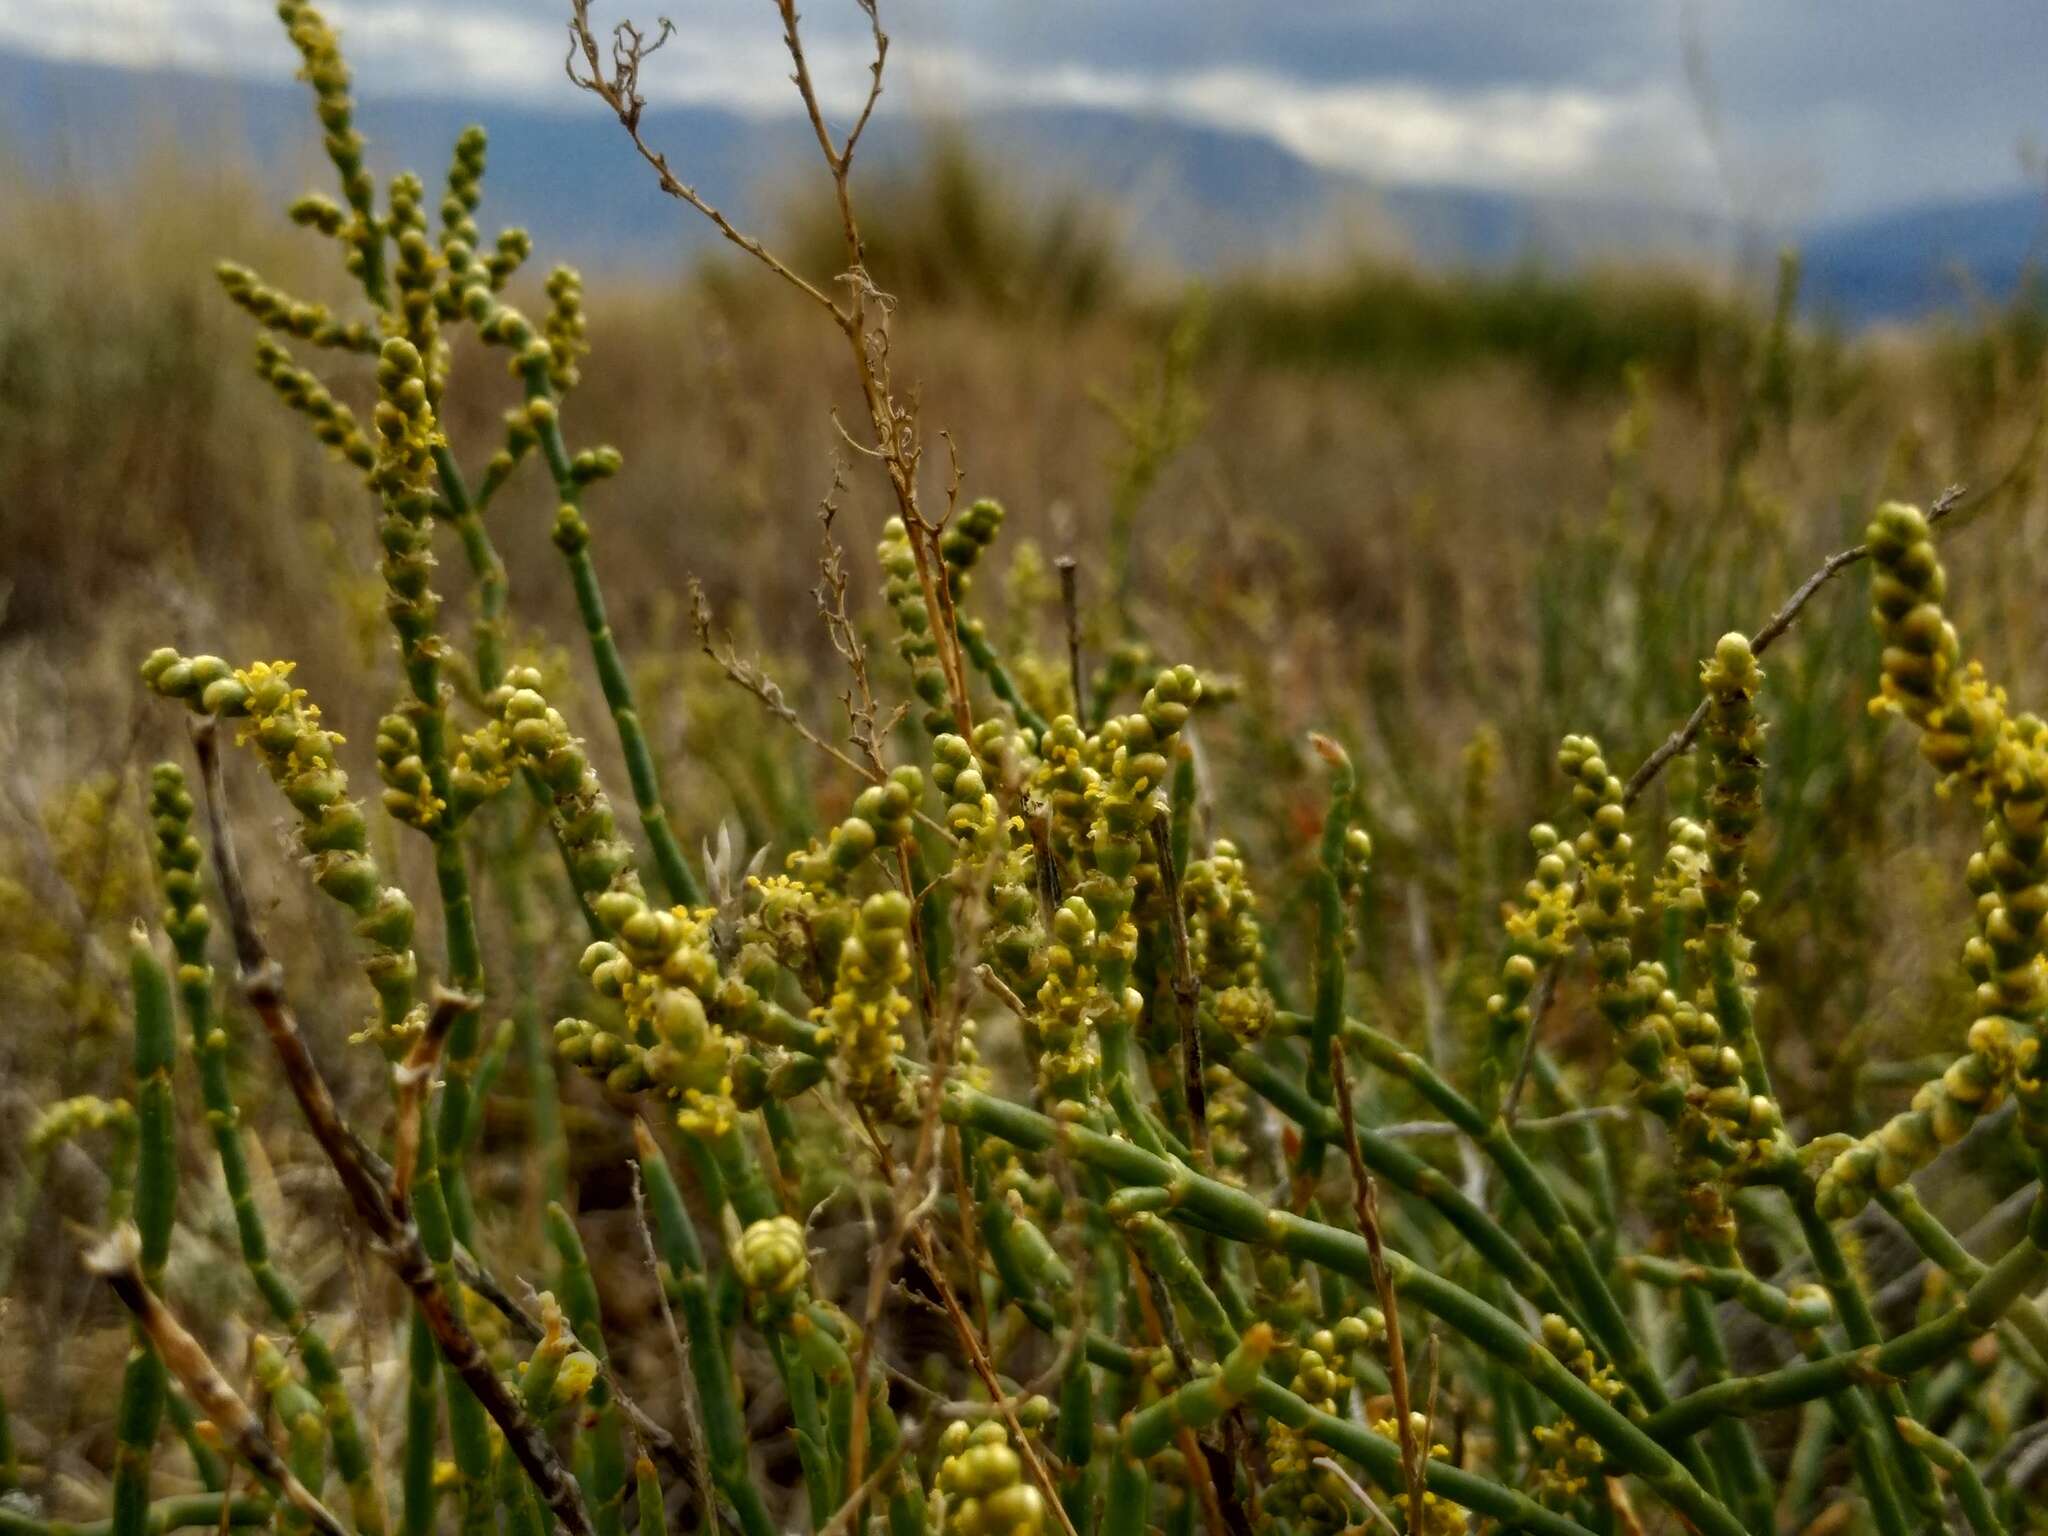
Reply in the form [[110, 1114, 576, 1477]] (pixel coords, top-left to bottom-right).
[[1212, 259, 1759, 391], [775, 132, 1121, 321]]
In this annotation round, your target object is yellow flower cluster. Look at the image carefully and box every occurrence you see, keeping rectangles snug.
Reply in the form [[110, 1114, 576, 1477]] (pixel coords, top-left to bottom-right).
[[932, 1421, 1045, 1536], [1528, 1315, 1624, 1509], [816, 891, 914, 1120], [1820, 503, 2048, 1214], [141, 652, 419, 1044], [1182, 839, 1273, 1046]]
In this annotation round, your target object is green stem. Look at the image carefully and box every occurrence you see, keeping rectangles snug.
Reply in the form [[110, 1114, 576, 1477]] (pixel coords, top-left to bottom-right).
[[1644, 1229, 2048, 1439], [943, 1084, 1744, 1536], [633, 1457, 665, 1536], [1778, 1399, 1834, 1530], [1333, 1021, 1650, 1371], [1298, 739, 1355, 1175], [1224, 1041, 1581, 1328], [430, 836, 487, 1253], [526, 363, 700, 908], [1670, 1236, 1782, 1536], [401, 1308, 439, 1536], [957, 620, 1050, 735], [493, 848, 567, 1211], [112, 934, 178, 1536], [414, 1115, 495, 1536], [1897, 1418, 2008, 1536], [636, 1131, 777, 1536], [1785, 1179, 1943, 1516], [1879, 1183, 2048, 1381], [1247, 1380, 1604, 1536], [430, 443, 508, 691], [160, 1393, 226, 1494], [546, 1205, 629, 1536], [1621, 1251, 1834, 1330]]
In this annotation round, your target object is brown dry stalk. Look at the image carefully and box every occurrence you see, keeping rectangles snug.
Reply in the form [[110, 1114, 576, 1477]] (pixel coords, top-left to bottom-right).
[[460, 1247, 696, 1487], [189, 719, 594, 1536], [570, 0, 974, 739], [87, 1228, 347, 1536], [1056, 555, 1085, 728], [1330, 1039, 1423, 1534], [1621, 480, 1967, 805], [910, 1223, 1081, 1536], [627, 1149, 716, 1528], [1126, 1239, 1228, 1536], [389, 986, 471, 1209], [1151, 809, 1209, 1165], [1504, 480, 1968, 1122]]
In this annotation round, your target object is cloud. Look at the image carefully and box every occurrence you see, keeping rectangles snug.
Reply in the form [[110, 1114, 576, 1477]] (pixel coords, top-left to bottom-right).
[[6, 0, 2036, 219], [0, 0, 1714, 205], [952, 62, 1709, 200]]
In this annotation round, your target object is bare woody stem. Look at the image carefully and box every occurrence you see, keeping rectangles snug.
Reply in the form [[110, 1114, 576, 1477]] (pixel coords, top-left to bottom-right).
[[85, 1231, 345, 1536], [1504, 480, 1968, 1122], [187, 719, 594, 1536], [1330, 1040, 1423, 1534], [566, 0, 975, 739]]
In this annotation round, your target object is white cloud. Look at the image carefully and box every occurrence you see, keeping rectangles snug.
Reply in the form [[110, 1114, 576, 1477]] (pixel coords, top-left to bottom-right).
[[921, 59, 1710, 200], [0, 0, 1713, 203]]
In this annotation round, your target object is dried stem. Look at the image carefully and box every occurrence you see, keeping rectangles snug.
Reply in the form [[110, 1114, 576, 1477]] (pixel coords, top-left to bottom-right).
[[1151, 808, 1208, 1164], [1503, 481, 1967, 1123], [1056, 556, 1084, 728], [188, 720, 594, 1536], [1331, 1039, 1423, 1534], [86, 1230, 345, 1536]]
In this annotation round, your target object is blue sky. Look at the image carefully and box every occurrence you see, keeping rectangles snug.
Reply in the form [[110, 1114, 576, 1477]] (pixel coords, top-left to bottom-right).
[[7, 0, 2044, 221]]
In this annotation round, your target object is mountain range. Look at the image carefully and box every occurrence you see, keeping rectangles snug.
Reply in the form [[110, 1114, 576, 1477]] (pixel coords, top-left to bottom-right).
[[2, 48, 2039, 323]]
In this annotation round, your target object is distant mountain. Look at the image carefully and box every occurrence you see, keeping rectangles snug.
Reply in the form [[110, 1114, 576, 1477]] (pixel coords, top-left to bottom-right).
[[1, 48, 2037, 323], [1799, 189, 2044, 323]]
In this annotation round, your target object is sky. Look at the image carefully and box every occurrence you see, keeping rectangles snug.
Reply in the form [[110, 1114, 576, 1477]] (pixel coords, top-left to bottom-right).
[[5, 0, 2044, 224]]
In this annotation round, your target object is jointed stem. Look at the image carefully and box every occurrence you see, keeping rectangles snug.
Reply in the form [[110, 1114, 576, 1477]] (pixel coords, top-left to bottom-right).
[[942, 1084, 1747, 1536]]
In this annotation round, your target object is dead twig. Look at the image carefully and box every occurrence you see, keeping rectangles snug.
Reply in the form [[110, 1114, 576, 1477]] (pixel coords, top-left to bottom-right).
[[1056, 556, 1084, 728], [629, 1152, 716, 1530], [1331, 1038, 1423, 1535], [1150, 807, 1208, 1164], [88, 1228, 347, 1536], [1621, 481, 1966, 806], [189, 719, 594, 1536], [1504, 481, 1969, 1123]]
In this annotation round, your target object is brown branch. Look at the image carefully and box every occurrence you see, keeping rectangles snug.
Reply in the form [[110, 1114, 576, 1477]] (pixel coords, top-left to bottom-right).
[[574, 0, 973, 738], [837, 0, 889, 172], [390, 986, 473, 1209], [87, 1229, 347, 1536], [1331, 1039, 1423, 1535], [1150, 808, 1208, 1164], [454, 1245, 698, 1490], [628, 1153, 716, 1526], [564, 2, 844, 320], [1056, 555, 1084, 729], [1620, 480, 1966, 807], [817, 1441, 909, 1536], [1124, 1241, 1228, 1536], [188, 720, 594, 1536], [1503, 481, 1968, 1122], [690, 578, 945, 839], [814, 474, 891, 780], [910, 1224, 1081, 1536]]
